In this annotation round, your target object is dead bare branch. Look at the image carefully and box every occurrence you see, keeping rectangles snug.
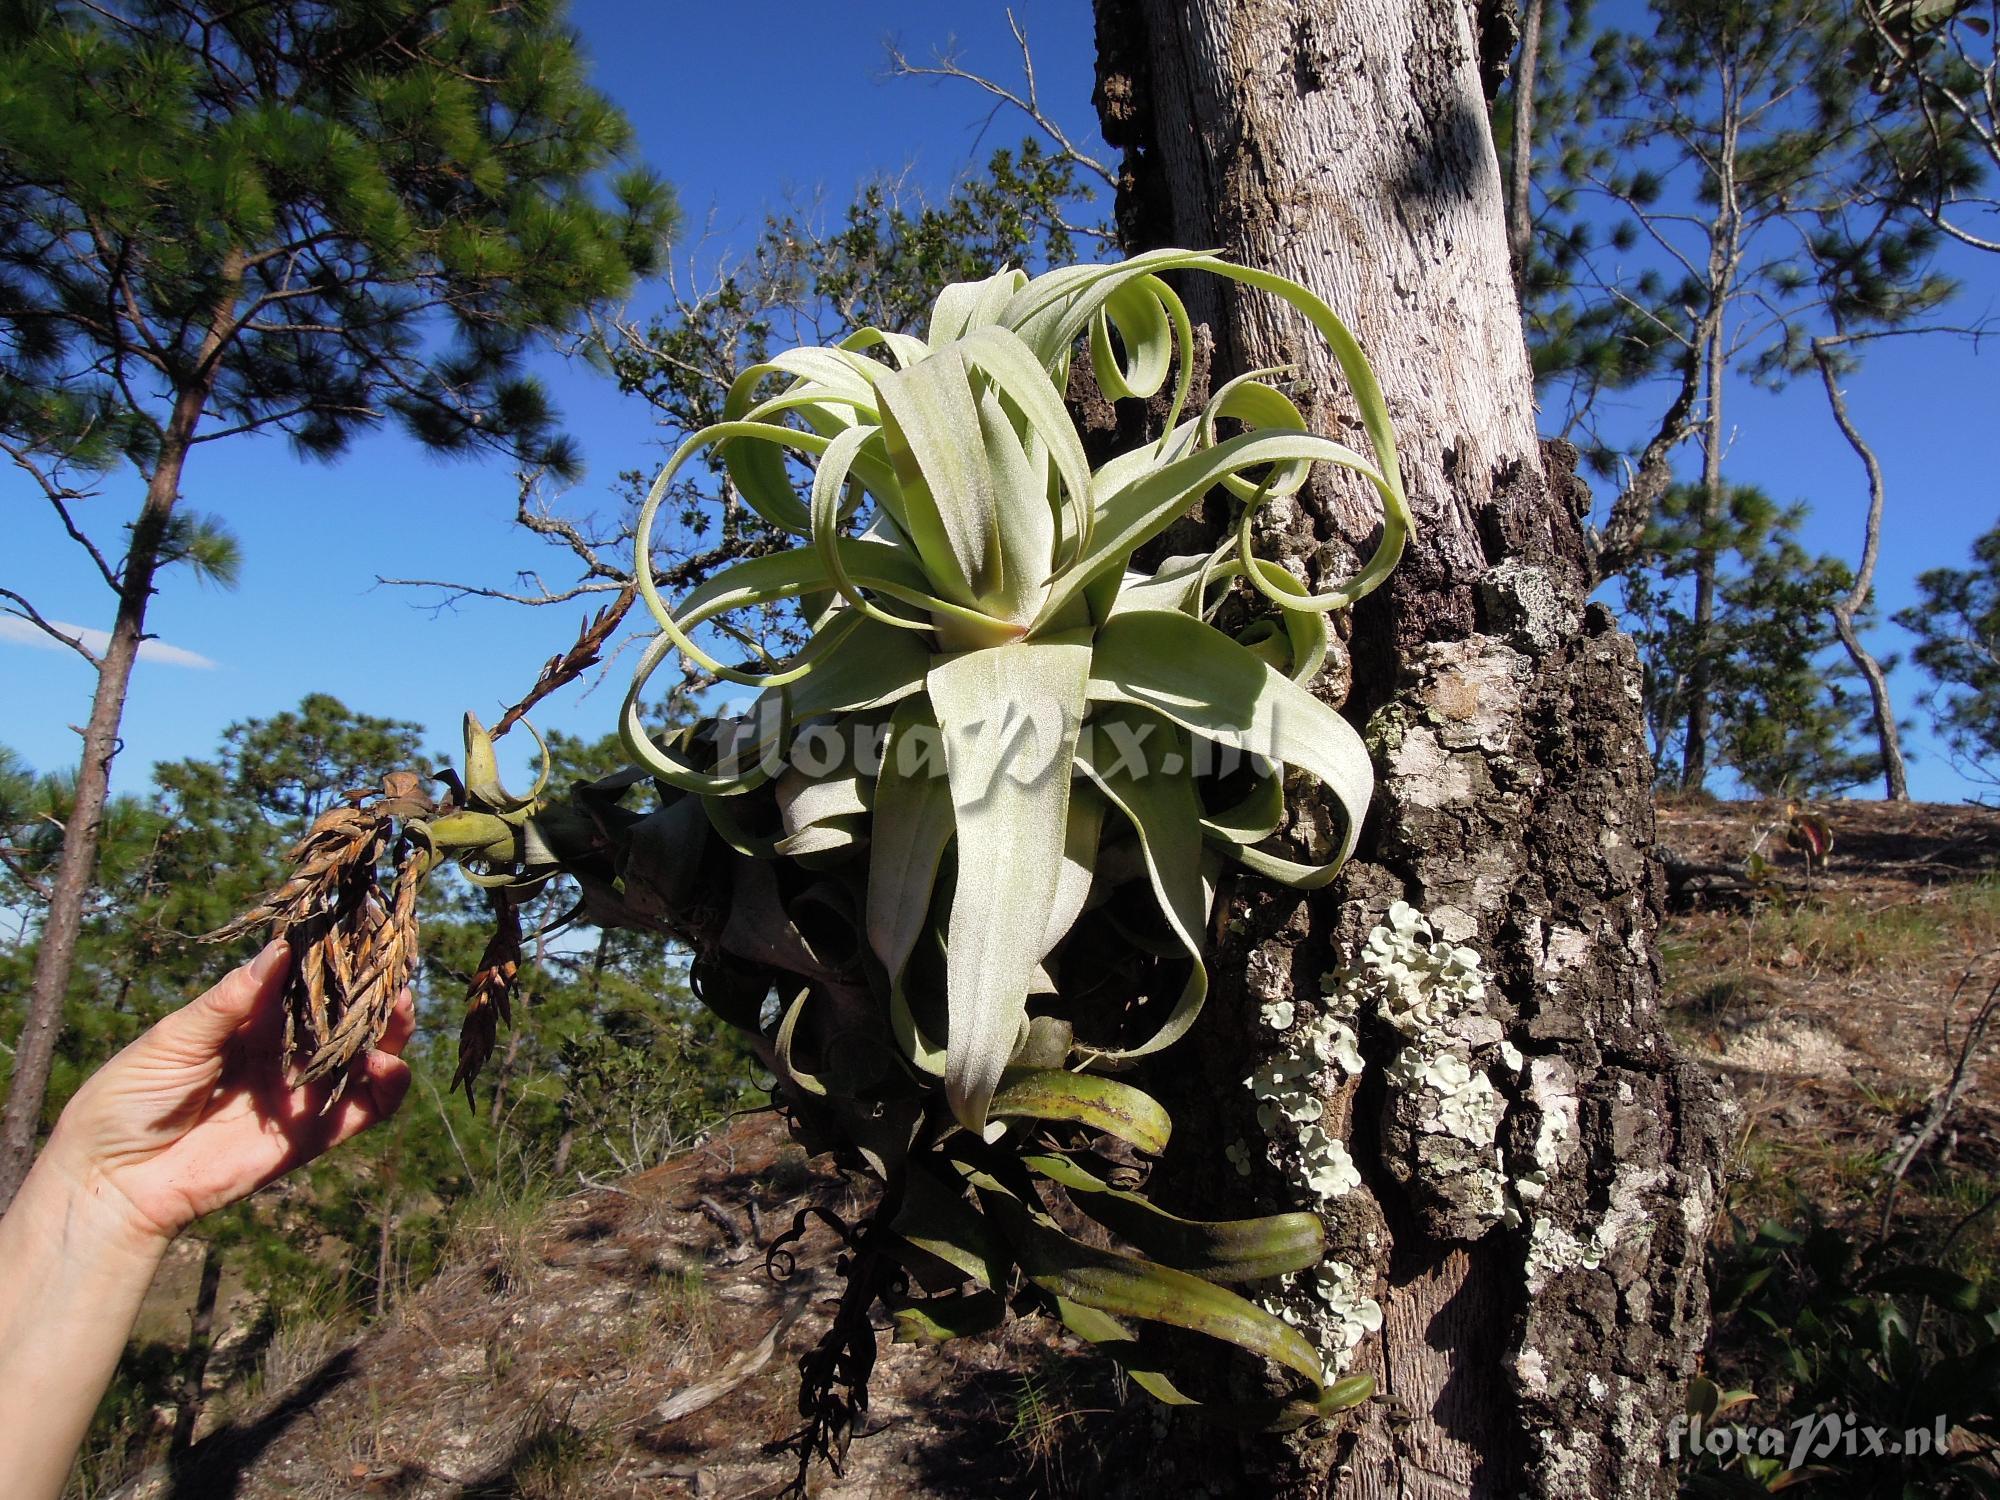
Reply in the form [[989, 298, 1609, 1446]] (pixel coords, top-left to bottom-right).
[[1877, 958, 2000, 1242], [885, 9, 1116, 188], [0, 589, 101, 667]]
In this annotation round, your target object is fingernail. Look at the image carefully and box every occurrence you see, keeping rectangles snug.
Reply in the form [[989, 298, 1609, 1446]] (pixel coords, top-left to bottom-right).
[[252, 939, 289, 979]]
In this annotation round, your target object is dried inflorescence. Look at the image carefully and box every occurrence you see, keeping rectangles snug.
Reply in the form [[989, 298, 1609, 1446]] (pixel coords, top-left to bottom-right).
[[451, 893, 522, 1103], [205, 772, 435, 1099], [491, 580, 637, 741]]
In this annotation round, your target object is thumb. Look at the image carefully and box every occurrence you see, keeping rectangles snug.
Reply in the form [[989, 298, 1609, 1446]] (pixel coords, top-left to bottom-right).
[[154, 941, 290, 1055]]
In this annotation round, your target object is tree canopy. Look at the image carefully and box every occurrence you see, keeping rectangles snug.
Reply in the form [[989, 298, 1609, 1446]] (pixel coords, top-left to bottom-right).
[[0, 0, 678, 482]]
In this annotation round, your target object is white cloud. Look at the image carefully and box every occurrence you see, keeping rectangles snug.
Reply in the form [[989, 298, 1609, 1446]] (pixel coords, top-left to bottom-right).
[[0, 614, 218, 669]]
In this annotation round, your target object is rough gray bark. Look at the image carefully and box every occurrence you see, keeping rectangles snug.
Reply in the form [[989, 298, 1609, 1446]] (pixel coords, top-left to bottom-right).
[[1093, 3, 1729, 1496]]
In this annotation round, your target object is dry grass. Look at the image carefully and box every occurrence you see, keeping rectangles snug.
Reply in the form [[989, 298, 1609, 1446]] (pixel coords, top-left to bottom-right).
[[1659, 799, 2000, 1277], [118, 1113, 1151, 1499]]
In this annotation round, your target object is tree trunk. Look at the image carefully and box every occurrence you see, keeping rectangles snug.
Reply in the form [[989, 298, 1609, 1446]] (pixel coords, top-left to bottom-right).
[[170, 1238, 225, 1454], [1814, 342, 1910, 801], [1680, 309, 1724, 792], [1093, 3, 1729, 1496], [0, 434, 194, 1208], [1833, 609, 1910, 800], [0, 259, 241, 1210], [1507, 0, 1545, 282], [1678, 73, 1742, 795]]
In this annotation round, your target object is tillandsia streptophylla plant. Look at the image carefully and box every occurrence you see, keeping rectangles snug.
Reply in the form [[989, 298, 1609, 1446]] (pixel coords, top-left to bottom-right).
[[624, 248, 1407, 1132], [611, 251, 1409, 1429], [215, 249, 1410, 1461]]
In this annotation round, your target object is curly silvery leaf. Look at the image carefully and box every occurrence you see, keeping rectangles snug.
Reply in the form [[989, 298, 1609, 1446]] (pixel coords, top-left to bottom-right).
[[619, 250, 1410, 1133]]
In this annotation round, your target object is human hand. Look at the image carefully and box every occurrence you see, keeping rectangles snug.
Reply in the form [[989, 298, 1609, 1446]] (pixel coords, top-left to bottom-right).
[[36, 941, 414, 1251]]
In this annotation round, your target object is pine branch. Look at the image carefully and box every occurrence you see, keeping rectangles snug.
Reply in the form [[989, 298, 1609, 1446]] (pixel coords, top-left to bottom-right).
[[0, 590, 100, 667]]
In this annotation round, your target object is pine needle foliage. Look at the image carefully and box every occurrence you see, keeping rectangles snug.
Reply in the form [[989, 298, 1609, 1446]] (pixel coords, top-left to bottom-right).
[[0, 0, 679, 477]]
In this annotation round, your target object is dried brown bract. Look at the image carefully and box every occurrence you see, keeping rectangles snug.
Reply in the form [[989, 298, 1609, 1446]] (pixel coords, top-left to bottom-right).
[[291, 837, 424, 1094], [452, 893, 523, 1105], [204, 776, 438, 1102], [203, 802, 387, 945], [492, 578, 637, 741]]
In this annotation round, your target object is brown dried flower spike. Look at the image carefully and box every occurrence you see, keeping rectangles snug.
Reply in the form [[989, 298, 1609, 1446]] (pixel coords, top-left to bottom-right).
[[205, 772, 437, 1103], [451, 893, 522, 1105]]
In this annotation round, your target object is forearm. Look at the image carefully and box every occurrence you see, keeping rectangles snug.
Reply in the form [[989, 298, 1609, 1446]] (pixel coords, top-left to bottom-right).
[[0, 1150, 168, 1500]]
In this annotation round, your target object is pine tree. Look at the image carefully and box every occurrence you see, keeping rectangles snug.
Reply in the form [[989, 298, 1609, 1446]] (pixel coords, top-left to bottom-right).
[[1895, 522, 2000, 783], [0, 0, 678, 1206], [1512, 0, 1954, 793], [1849, 0, 2000, 253], [1625, 484, 1888, 796]]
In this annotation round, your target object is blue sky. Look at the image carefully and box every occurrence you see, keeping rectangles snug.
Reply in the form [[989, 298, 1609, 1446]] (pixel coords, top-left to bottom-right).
[[4, 0, 1996, 801]]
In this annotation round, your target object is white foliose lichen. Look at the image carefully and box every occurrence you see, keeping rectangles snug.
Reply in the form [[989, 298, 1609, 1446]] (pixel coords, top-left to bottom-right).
[[1241, 985, 1365, 1203], [1240, 966, 1382, 1374], [1262, 1258, 1384, 1377], [1331, 901, 1509, 1224], [1339, 900, 1489, 1037]]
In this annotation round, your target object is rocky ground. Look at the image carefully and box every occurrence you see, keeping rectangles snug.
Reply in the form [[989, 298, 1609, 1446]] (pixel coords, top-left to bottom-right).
[[98, 799, 2000, 1499]]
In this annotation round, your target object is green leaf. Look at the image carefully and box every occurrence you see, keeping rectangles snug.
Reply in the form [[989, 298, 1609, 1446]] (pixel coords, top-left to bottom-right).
[[890, 1164, 1012, 1290], [954, 325, 1095, 569], [986, 1191, 1328, 1391], [810, 425, 934, 635], [1039, 783, 1104, 959], [1026, 1152, 1323, 1282], [877, 346, 1000, 609], [928, 265, 1027, 345], [1039, 429, 1386, 630], [622, 613, 926, 796], [1073, 704, 1211, 1059], [1087, 609, 1373, 879], [1198, 761, 1286, 846], [972, 378, 1056, 624], [927, 636, 1093, 1131], [1088, 276, 1178, 401], [1052, 1294, 1366, 1430], [866, 698, 954, 981], [774, 987, 826, 1096], [989, 1068, 1172, 1156], [893, 1292, 1007, 1346]]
